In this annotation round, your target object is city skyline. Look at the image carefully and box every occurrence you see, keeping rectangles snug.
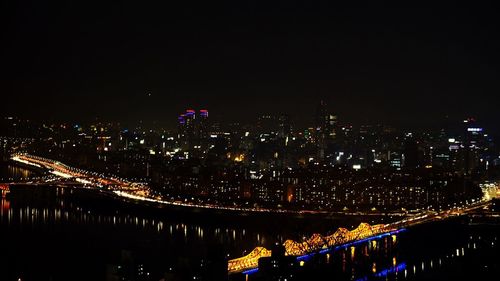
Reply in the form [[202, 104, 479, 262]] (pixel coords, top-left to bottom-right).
[[0, 106, 500, 138]]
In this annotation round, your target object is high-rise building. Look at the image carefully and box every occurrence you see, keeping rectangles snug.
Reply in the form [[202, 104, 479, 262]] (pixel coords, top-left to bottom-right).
[[462, 118, 485, 173], [177, 109, 209, 150], [178, 114, 186, 139], [278, 115, 291, 140], [198, 109, 209, 140], [185, 109, 196, 137], [403, 137, 420, 168], [315, 101, 337, 140], [315, 101, 337, 160]]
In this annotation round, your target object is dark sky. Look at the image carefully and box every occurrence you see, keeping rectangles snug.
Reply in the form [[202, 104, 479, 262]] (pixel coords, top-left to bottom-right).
[[2, 1, 500, 130]]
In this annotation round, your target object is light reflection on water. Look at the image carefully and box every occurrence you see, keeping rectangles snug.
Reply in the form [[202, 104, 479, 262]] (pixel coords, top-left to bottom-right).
[[0, 163, 39, 181], [0, 185, 277, 280], [0, 193, 263, 249]]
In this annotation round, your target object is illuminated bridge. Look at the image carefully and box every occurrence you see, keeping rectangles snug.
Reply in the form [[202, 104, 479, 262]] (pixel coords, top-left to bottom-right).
[[10, 153, 142, 189], [228, 222, 398, 273]]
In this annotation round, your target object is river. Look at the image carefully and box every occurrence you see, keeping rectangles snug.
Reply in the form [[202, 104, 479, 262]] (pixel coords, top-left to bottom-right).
[[0, 163, 499, 281]]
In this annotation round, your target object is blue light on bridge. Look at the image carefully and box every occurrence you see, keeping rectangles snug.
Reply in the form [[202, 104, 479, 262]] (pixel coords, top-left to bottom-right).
[[296, 229, 407, 262], [319, 248, 330, 254], [297, 252, 316, 261], [242, 268, 259, 275]]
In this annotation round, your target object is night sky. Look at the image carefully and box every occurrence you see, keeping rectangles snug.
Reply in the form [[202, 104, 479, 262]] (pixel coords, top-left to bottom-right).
[[2, 2, 500, 129]]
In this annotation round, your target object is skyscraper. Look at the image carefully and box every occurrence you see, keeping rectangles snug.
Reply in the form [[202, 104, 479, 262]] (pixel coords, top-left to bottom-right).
[[177, 109, 209, 151], [198, 109, 209, 140], [315, 101, 337, 160], [278, 115, 291, 140]]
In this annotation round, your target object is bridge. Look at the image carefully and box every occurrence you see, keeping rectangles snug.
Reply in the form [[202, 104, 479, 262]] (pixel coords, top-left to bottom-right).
[[10, 154, 143, 188]]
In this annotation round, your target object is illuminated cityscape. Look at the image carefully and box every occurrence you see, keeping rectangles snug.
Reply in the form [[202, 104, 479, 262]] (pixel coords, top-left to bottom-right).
[[2, 2, 500, 281]]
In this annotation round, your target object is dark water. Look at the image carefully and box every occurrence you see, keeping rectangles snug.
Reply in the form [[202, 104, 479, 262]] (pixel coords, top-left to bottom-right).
[[1, 165, 500, 281], [0, 186, 267, 281], [0, 162, 38, 182]]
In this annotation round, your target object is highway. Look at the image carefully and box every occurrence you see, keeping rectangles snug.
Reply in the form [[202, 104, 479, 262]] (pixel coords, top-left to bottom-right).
[[9, 153, 331, 215]]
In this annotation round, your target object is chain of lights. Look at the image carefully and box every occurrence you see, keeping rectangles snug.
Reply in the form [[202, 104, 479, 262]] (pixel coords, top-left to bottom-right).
[[228, 223, 390, 273]]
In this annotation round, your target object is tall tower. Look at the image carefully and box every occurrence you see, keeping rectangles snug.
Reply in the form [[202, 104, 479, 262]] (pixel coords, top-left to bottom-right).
[[178, 114, 186, 139], [315, 101, 337, 160], [177, 109, 210, 151], [198, 109, 209, 140], [177, 109, 196, 149]]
